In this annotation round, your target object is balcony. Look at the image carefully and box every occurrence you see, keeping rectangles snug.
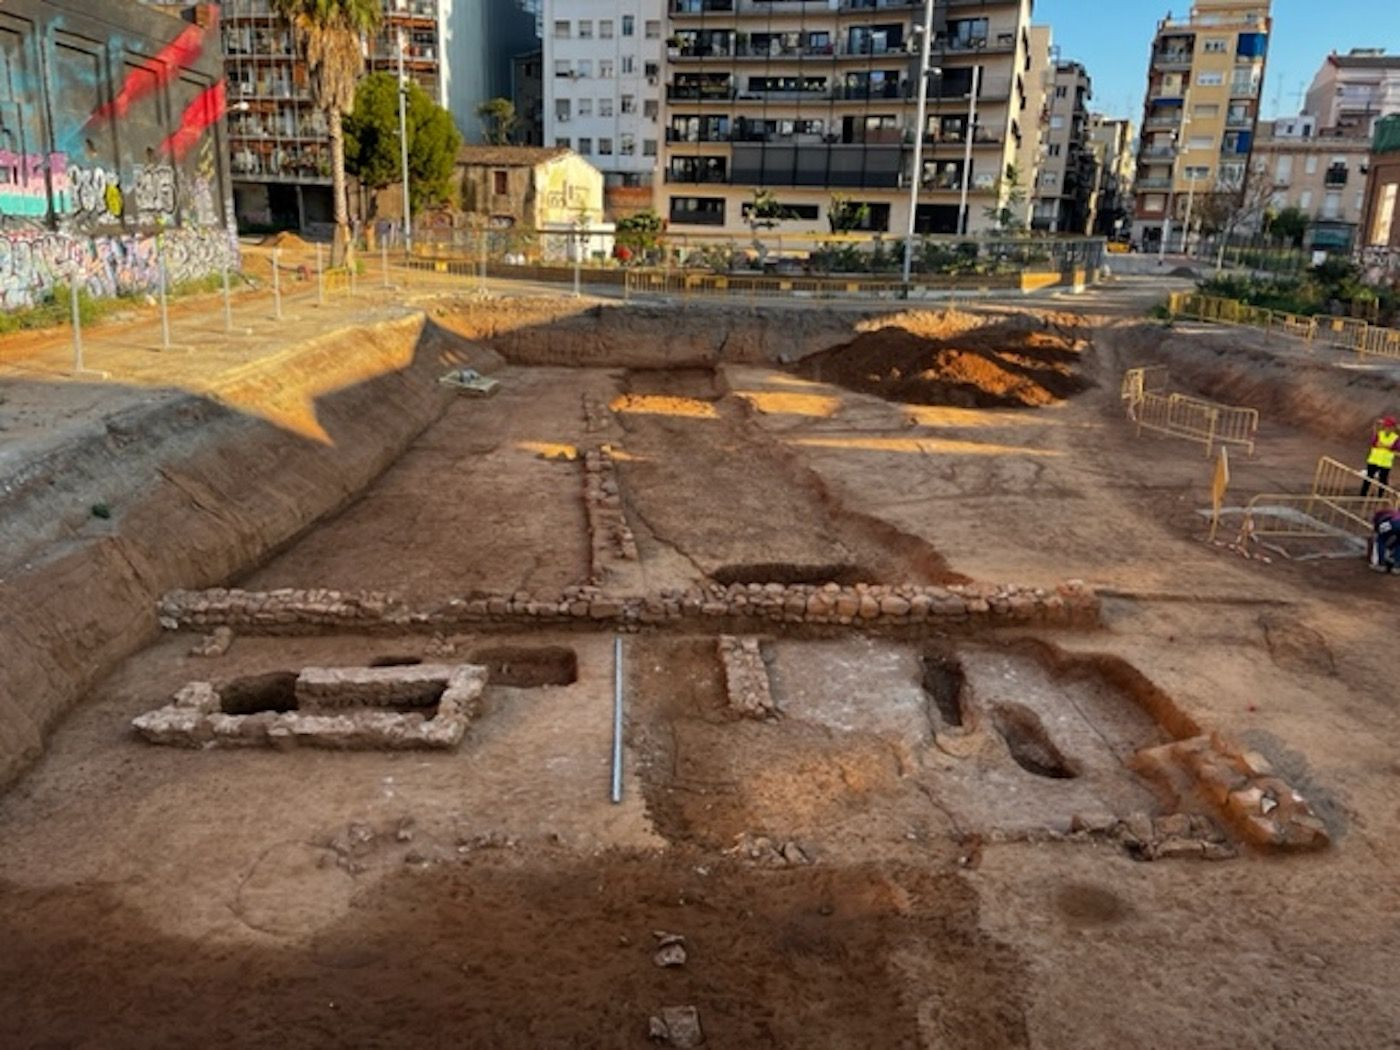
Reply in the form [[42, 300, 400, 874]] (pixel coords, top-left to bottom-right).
[[669, 0, 733, 14], [1144, 113, 1182, 129], [1324, 165, 1349, 187], [729, 142, 904, 188], [1137, 176, 1172, 190], [1152, 50, 1194, 68], [936, 31, 1018, 54], [837, 0, 919, 11], [667, 84, 737, 102], [1140, 145, 1176, 159], [1224, 113, 1253, 129]]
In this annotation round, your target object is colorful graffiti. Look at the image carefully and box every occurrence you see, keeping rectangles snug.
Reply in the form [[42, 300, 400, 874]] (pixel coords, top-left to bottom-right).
[[0, 227, 237, 310], [0, 1, 233, 308]]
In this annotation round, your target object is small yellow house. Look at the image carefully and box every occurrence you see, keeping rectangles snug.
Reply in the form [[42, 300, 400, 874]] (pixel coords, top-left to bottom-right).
[[457, 145, 613, 261]]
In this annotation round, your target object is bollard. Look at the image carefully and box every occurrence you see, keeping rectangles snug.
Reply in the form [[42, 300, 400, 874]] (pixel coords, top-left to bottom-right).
[[316, 242, 325, 305], [478, 230, 487, 293], [221, 257, 233, 333], [158, 252, 171, 351], [272, 247, 283, 320], [381, 239, 390, 290], [573, 235, 581, 299], [70, 280, 84, 372]]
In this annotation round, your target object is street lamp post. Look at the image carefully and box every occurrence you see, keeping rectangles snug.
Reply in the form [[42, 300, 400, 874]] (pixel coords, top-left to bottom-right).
[[1182, 173, 1198, 258], [397, 27, 413, 256], [957, 57, 983, 236], [900, 0, 939, 287]]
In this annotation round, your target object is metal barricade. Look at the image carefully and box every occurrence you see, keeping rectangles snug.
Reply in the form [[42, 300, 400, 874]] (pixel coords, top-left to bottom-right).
[[1239, 494, 1382, 544], [1166, 393, 1258, 455], [1135, 391, 1219, 457]]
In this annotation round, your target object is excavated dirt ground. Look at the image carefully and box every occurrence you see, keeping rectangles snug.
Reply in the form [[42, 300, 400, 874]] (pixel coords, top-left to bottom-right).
[[3, 298, 1400, 1048]]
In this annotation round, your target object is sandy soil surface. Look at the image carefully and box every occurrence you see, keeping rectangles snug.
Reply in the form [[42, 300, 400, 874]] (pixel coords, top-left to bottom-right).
[[4, 295, 1400, 1048]]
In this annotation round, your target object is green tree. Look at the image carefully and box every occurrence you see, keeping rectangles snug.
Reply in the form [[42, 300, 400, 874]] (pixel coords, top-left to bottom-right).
[[982, 164, 1027, 233], [615, 209, 663, 257], [272, 0, 381, 265], [477, 97, 519, 145], [346, 73, 462, 212], [827, 193, 870, 233], [1267, 206, 1309, 248]]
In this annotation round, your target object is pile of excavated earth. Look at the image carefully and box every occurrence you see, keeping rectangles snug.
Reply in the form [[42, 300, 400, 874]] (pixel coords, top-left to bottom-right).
[[2, 293, 1399, 1048]]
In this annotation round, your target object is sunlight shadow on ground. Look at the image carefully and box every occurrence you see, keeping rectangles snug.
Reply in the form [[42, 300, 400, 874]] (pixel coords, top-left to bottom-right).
[[789, 435, 1062, 458]]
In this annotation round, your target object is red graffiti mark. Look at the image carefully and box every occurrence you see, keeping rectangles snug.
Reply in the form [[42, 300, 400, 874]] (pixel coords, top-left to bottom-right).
[[90, 21, 210, 124], [160, 80, 226, 160]]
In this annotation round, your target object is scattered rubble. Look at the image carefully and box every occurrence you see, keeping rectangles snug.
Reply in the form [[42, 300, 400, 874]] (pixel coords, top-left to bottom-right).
[[717, 636, 777, 719], [652, 931, 687, 968], [188, 626, 234, 658], [648, 1006, 704, 1047], [726, 832, 810, 867]]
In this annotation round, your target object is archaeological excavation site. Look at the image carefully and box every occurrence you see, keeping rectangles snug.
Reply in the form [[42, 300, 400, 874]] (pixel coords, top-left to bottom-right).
[[3, 290, 1400, 1048]]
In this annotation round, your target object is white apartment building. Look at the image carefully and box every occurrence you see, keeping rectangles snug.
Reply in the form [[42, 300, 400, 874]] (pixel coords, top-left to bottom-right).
[[543, 0, 665, 193]]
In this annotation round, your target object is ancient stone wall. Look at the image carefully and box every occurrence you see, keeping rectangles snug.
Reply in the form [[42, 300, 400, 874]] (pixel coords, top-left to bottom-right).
[[158, 579, 1100, 635]]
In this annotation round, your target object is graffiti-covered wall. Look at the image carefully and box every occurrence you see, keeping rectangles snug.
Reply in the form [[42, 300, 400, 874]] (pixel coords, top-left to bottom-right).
[[0, 0, 235, 309]]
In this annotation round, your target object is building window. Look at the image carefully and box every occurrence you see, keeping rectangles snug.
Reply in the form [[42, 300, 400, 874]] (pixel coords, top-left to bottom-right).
[[578, 98, 593, 116], [600, 19, 614, 38], [599, 137, 613, 154], [1299, 190, 1312, 209], [578, 19, 592, 38], [578, 137, 592, 155], [1305, 155, 1318, 175], [554, 60, 571, 78], [599, 98, 614, 117], [621, 94, 636, 114], [1054, 85, 1067, 99], [1188, 135, 1212, 149], [553, 20, 569, 38], [1046, 143, 1062, 157], [1039, 171, 1057, 188], [645, 61, 660, 79], [492, 170, 508, 194], [1220, 162, 1245, 185], [555, 137, 570, 148], [1203, 37, 1227, 52], [576, 59, 591, 78], [1050, 116, 1064, 129], [622, 15, 635, 36], [620, 133, 635, 155], [555, 99, 570, 121], [1274, 155, 1292, 184], [643, 99, 658, 118], [669, 196, 725, 226], [645, 20, 661, 39], [643, 138, 657, 156], [1193, 103, 1219, 119], [621, 55, 635, 74], [600, 59, 614, 79], [1197, 72, 1223, 86], [1184, 165, 1211, 181], [1322, 192, 1341, 219]]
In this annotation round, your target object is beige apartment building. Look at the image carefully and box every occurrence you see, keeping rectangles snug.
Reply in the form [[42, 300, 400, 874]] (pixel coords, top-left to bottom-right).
[[1013, 23, 1053, 228], [1131, 0, 1272, 251], [1249, 116, 1371, 251], [1304, 49, 1400, 140], [1087, 114, 1135, 236], [660, 0, 1038, 239], [1031, 59, 1092, 233]]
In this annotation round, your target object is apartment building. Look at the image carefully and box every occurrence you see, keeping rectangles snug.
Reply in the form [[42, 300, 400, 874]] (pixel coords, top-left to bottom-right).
[[1304, 49, 1400, 139], [542, 0, 666, 205], [658, 0, 1038, 239], [1250, 116, 1370, 250], [1031, 59, 1093, 233], [1013, 24, 1053, 228], [1086, 114, 1135, 236], [150, 0, 535, 230], [1360, 115, 1400, 258], [1131, 0, 1271, 252]]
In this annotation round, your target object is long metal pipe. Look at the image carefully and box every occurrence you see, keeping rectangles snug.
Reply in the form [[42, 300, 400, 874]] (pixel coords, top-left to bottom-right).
[[610, 635, 624, 803], [398, 27, 413, 256], [957, 64, 981, 236]]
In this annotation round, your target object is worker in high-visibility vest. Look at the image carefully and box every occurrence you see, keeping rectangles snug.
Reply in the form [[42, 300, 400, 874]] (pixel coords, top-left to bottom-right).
[[1362, 416, 1399, 496]]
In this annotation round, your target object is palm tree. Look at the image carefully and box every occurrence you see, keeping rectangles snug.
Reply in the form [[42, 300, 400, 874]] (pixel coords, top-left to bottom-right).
[[272, 0, 381, 265]]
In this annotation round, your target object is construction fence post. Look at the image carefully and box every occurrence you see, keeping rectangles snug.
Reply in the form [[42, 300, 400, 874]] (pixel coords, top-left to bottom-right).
[[272, 247, 283, 320], [316, 242, 325, 306]]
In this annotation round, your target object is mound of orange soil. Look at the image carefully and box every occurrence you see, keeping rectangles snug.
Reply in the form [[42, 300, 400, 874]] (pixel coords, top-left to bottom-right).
[[795, 318, 1089, 408]]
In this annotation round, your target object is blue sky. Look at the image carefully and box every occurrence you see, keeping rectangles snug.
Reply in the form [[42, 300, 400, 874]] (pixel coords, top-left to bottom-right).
[[1033, 0, 1400, 123]]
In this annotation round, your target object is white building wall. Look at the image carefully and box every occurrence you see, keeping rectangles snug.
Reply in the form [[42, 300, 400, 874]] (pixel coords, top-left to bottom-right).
[[542, 0, 664, 184]]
